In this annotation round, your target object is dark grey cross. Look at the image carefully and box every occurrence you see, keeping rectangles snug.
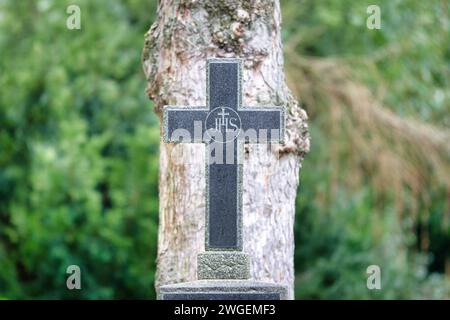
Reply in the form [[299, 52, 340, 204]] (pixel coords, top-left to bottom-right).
[[163, 58, 284, 251]]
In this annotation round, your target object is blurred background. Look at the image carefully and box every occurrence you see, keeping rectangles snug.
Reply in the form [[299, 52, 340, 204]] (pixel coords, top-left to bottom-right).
[[0, 0, 449, 299]]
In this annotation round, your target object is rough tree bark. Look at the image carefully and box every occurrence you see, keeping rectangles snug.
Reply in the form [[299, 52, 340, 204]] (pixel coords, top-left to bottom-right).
[[142, 0, 309, 299]]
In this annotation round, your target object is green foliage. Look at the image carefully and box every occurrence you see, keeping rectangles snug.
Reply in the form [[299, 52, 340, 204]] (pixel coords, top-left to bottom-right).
[[283, 0, 450, 125], [284, 0, 450, 299], [0, 0, 158, 299]]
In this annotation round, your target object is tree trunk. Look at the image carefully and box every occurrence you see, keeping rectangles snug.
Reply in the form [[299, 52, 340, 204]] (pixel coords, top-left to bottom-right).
[[142, 0, 309, 299]]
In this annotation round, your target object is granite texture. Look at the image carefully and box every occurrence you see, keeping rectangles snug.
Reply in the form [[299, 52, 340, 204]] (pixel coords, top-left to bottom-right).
[[162, 59, 285, 251], [159, 280, 287, 300], [197, 251, 250, 280], [163, 292, 280, 300]]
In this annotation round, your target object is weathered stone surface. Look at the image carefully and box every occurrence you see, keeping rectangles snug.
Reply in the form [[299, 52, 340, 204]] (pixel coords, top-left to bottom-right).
[[163, 59, 284, 251], [197, 251, 250, 280], [159, 280, 287, 300], [163, 292, 280, 300]]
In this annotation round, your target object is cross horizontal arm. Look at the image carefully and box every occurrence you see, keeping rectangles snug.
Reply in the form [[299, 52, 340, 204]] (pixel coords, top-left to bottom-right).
[[238, 107, 285, 143], [163, 106, 208, 143]]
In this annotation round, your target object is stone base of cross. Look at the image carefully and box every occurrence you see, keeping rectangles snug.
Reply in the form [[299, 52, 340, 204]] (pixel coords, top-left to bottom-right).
[[197, 251, 250, 280], [159, 280, 287, 300], [158, 59, 287, 300]]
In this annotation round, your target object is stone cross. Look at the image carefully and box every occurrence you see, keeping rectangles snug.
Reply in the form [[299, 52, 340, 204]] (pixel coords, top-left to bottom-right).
[[161, 59, 285, 296]]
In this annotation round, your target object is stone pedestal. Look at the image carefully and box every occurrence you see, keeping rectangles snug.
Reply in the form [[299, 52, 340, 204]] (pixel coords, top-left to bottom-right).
[[159, 280, 287, 300], [197, 251, 250, 280], [158, 251, 287, 300]]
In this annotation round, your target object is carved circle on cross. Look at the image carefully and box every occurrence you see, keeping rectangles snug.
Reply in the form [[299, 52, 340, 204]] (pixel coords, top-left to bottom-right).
[[205, 106, 242, 143]]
